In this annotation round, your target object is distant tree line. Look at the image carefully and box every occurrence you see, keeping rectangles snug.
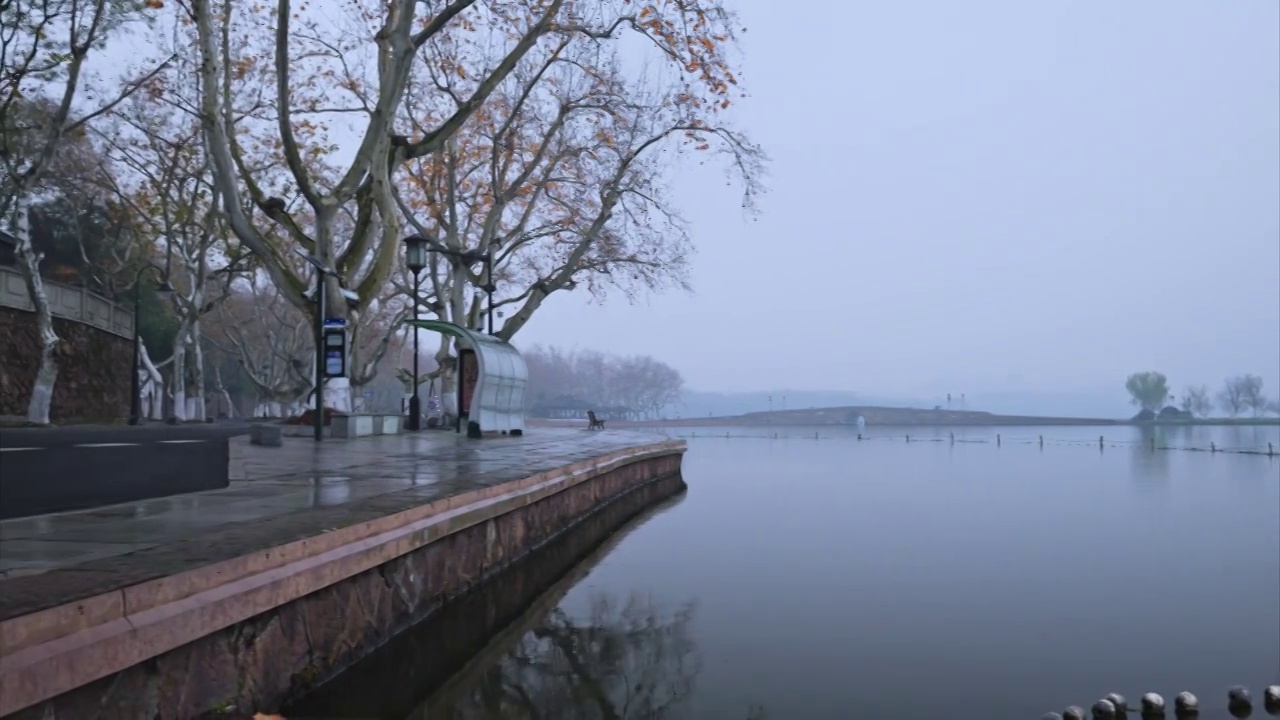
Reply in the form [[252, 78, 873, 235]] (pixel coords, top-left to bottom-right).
[[1125, 371, 1278, 418], [523, 345, 684, 420]]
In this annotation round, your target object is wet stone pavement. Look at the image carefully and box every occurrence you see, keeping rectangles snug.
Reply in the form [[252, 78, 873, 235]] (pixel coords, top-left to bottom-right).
[[0, 428, 670, 619]]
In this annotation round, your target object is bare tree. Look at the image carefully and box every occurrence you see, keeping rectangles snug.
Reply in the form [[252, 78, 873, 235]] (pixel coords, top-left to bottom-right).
[[524, 345, 683, 419], [396, 48, 764, 341], [96, 93, 252, 421], [1238, 374, 1268, 417], [391, 33, 761, 412], [1, 0, 172, 423], [175, 0, 756, 411], [1180, 385, 1213, 419], [1217, 374, 1262, 418], [203, 280, 314, 416]]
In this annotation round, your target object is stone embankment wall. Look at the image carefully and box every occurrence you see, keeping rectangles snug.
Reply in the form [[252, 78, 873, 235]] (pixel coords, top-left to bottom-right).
[[6, 447, 685, 719], [0, 308, 131, 421]]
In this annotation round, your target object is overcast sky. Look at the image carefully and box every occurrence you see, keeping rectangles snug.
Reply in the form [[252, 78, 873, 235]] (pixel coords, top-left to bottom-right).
[[514, 0, 1280, 399]]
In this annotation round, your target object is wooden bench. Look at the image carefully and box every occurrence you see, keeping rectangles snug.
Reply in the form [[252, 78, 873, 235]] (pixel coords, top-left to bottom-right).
[[587, 410, 605, 430]]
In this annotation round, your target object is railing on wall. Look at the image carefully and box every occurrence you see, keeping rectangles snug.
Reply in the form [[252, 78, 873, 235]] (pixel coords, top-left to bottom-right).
[[0, 265, 133, 339]]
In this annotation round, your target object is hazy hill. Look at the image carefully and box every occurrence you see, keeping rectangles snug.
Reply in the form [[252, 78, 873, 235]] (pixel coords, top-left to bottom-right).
[[678, 388, 1128, 421]]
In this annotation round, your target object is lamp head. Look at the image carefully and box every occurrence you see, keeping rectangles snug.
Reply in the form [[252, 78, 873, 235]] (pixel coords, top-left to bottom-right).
[[404, 234, 429, 273]]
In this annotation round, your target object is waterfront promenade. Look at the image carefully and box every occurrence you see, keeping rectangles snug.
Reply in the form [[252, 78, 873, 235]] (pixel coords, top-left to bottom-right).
[[0, 428, 685, 718]]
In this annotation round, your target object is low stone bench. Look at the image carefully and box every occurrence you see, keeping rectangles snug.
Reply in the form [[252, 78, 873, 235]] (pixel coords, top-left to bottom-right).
[[331, 414, 401, 439], [249, 424, 284, 447]]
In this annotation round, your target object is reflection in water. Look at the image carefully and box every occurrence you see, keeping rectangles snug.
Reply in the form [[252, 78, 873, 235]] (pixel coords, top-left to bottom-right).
[[286, 487, 738, 720], [421, 592, 700, 720], [1130, 426, 1171, 483], [300, 425, 1278, 719]]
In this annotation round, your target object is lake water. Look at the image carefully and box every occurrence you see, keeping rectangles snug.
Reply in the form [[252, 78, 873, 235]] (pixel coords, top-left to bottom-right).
[[300, 424, 1280, 719]]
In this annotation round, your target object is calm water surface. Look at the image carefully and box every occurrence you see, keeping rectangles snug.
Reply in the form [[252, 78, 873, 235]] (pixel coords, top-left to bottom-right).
[[323, 424, 1280, 719]]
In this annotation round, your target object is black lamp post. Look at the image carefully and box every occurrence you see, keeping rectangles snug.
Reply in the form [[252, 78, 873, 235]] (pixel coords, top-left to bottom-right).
[[482, 242, 497, 335], [404, 235, 428, 430], [128, 267, 174, 425]]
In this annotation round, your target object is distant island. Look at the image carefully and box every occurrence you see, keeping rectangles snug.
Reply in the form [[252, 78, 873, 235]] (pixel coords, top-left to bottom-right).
[[583, 405, 1280, 428]]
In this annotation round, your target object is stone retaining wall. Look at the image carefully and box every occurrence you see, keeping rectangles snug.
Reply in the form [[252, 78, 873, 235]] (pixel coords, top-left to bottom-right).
[[2, 447, 684, 719], [0, 307, 131, 421]]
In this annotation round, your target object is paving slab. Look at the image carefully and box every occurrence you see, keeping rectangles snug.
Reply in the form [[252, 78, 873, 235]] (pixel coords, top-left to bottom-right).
[[0, 427, 672, 620]]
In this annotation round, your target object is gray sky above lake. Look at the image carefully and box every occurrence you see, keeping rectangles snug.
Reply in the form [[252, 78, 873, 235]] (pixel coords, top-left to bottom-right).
[[517, 0, 1280, 399]]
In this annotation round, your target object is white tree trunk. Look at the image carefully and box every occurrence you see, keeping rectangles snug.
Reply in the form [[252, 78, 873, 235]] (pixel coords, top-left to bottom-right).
[[170, 325, 189, 422], [325, 376, 352, 413], [12, 202, 59, 425], [139, 340, 165, 420], [189, 319, 207, 421], [212, 364, 235, 419]]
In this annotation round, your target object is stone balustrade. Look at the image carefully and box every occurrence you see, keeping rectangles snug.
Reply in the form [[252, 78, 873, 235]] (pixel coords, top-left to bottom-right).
[[0, 265, 133, 339]]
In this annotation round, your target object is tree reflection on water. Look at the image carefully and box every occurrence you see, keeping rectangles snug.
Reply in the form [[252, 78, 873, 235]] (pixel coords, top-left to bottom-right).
[[422, 591, 704, 720]]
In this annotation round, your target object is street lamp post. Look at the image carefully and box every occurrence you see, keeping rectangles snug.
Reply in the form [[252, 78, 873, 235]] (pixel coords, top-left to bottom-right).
[[482, 245, 496, 335], [404, 235, 428, 430], [400, 235, 500, 429], [128, 266, 174, 425], [407, 239, 499, 335]]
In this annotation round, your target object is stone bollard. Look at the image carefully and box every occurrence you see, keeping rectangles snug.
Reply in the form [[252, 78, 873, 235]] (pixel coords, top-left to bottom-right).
[[1174, 692, 1198, 719], [1106, 693, 1128, 717], [1263, 685, 1280, 715], [1092, 699, 1117, 719], [1065, 706, 1087, 720], [250, 424, 284, 447], [1228, 686, 1252, 718], [1142, 693, 1166, 719]]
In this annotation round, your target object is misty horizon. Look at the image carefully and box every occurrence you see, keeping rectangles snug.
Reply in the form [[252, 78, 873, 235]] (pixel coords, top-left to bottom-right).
[[512, 0, 1280, 399]]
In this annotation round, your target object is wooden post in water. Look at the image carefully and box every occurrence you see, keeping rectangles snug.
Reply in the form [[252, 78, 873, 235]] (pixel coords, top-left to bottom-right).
[[1039, 434, 1044, 449], [857, 433, 862, 441], [1268, 442, 1273, 457], [1150, 436, 1156, 451], [905, 434, 910, 443], [1099, 435, 1104, 450], [1210, 442, 1216, 453], [949, 431, 954, 445], [996, 433, 1001, 447]]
